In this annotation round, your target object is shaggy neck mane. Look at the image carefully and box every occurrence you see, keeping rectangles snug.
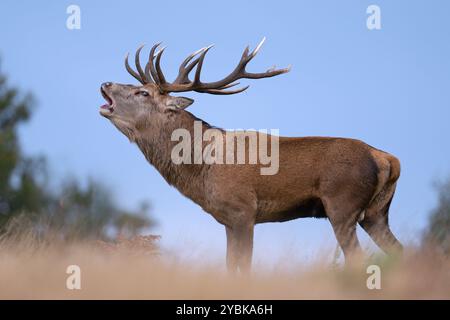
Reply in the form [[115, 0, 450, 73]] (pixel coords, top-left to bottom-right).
[[133, 110, 214, 206]]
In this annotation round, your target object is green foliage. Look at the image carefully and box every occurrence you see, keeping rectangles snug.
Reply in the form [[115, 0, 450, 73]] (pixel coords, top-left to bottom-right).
[[424, 178, 450, 255], [0, 61, 154, 239]]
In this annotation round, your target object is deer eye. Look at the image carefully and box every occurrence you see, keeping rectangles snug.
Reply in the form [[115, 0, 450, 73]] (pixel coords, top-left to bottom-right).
[[136, 91, 149, 96]]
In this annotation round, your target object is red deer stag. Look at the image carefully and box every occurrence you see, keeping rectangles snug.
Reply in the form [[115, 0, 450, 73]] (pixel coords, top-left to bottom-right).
[[99, 39, 403, 273]]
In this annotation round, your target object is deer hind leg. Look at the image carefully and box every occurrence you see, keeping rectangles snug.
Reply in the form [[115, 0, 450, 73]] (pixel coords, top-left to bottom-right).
[[323, 199, 364, 264], [359, 182, 403, 255], [329, 214, 363, 264]]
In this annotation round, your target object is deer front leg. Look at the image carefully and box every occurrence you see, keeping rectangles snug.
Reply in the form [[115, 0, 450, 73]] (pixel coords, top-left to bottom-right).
[[225, 223, 254, 274]]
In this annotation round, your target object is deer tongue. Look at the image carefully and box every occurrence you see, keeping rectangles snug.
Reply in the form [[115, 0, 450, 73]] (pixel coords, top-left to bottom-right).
[[100, 104, 114, 113]]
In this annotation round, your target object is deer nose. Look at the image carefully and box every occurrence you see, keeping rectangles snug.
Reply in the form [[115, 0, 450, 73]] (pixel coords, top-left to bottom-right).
[[102, 82, 112, 88]]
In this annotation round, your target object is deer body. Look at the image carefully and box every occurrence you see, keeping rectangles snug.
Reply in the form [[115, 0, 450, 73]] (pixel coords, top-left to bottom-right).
[[100, 39, 403, 272]]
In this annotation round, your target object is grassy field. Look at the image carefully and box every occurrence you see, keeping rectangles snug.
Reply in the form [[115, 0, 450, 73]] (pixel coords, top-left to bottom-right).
[[0, 230, 449, 300]]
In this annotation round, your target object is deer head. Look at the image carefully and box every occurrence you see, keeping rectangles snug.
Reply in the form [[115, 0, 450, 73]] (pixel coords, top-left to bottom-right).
[[99, 38, 290, 138]]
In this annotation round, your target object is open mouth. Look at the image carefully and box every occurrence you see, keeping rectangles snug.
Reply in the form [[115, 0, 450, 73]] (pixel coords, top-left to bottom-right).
[[100, 87, 114, 116]]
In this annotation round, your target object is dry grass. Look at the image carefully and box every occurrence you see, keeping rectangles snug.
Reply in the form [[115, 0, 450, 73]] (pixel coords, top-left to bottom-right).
[[0, 236, 448, 300]]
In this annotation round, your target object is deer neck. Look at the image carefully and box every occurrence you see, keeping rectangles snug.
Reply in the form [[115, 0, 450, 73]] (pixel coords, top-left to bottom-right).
[[133, 111, 212, 205]]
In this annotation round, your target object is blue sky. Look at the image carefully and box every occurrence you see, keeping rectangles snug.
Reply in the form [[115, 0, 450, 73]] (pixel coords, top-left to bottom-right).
[[1, 1, 449, 265]]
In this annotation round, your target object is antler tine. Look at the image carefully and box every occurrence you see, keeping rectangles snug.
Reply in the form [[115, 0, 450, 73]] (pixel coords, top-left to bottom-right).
[[144, 58, 152, 83], [144, 42, 162, 84], [180, 47, 206, 70], [125, 52, 145, 84], [173, 46, 211, 85], [155, 47, 167, 85], [232, 37, 265, 71], [237, 45, 251, 68], [249, 36, 265, 59], [198, 85, 250, 95], [244, 64, 292, 80], [193, 45, 214, 85], [144, 46, 163, 82], [218, 81, 241, 89], [135, 45, 149, 84]]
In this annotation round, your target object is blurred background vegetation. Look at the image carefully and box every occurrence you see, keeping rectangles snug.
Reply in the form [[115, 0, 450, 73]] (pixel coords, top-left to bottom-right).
[[0, 61, 155, 240], [423, 179, 450, 255]]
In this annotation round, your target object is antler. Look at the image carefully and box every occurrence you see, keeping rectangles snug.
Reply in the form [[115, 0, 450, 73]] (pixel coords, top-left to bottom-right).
[[124, 38, 291, 95]]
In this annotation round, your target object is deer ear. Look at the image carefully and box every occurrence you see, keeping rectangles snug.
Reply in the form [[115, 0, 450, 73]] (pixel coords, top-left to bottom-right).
[[166, 96, 194, 110]]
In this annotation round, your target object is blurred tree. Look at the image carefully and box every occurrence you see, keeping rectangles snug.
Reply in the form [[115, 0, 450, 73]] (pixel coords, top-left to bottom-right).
[[0, 62, 48, 226], [423, 178, 450, 255], [0, 61, 154, 238], [113, 202, 153, 237], [48, 178, 154, 240]]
